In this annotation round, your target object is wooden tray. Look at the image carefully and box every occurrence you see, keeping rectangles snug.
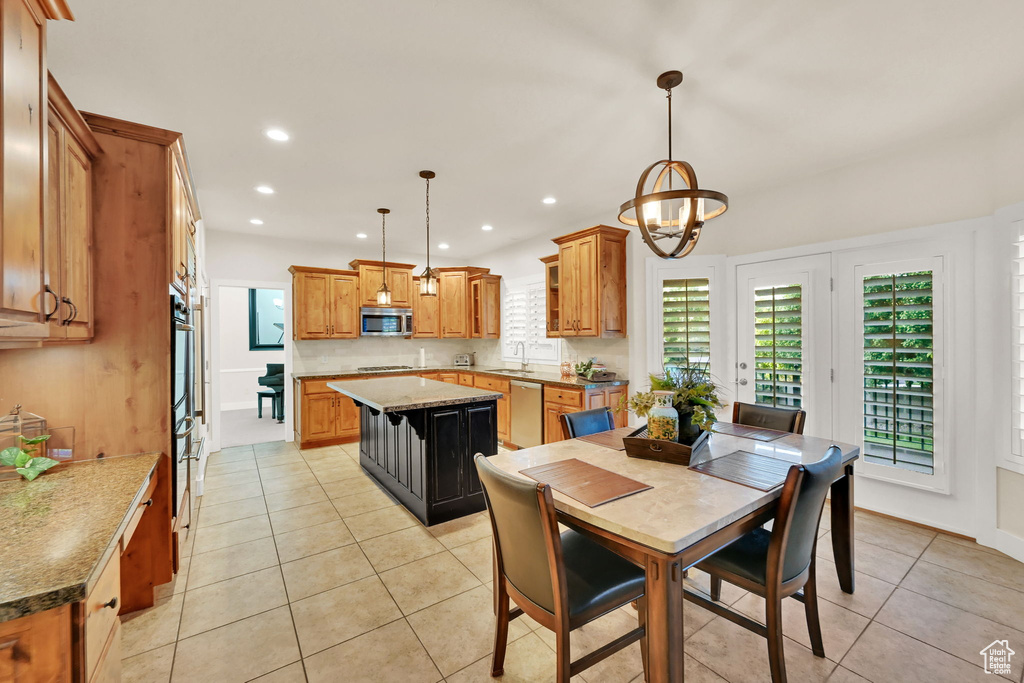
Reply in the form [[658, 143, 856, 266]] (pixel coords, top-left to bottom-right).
[[519, 458, 652, 507], [688, 449, 794, 491], [623, 429, 710, 467], [574, 427, 635, 451]]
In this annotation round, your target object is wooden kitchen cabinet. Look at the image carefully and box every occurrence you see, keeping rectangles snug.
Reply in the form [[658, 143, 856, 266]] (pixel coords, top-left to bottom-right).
[[349, 259, 415, 308], [539, 254, 559, 337], [457, 373, 474, 387], [474, 374, 510, 443], [0, 604, 71, 683], [469, 273, 501, 339], [43, 76, 101, 343], [439, 372, 459, 384], [289, 266, 360, 340], [295, 378, 361, 448], [438, 269, 468, 338], [411, 276, 440, 338], [552, 225, 628, 338], [543, 383, 629, 443]]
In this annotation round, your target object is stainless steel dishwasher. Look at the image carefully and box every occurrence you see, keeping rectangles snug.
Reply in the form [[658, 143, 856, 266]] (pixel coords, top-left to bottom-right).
[[510, 380, 543, 448]]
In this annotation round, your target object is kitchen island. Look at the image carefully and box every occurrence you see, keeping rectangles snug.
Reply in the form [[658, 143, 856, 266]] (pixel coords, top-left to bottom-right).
[[329, 376, 502, 525]]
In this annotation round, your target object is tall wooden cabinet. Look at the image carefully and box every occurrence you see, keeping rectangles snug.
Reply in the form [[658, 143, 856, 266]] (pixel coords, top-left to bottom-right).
[[539, 254, 559, 337], [438, 268, 468, 338], [349, 259, 415, 308], [289, 266, 359, 339], [44, 76, 100, 342], [551, 225, 628, 338], [412, 276, 440, 338], [469, 273, 501, 339]]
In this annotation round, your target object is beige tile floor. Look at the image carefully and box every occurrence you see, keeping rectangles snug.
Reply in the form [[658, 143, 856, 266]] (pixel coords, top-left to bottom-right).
[[120, 440, 1024, 683]]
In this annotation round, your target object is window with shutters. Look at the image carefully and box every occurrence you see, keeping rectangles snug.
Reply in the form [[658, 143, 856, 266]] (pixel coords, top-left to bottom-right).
[[862, 270, 935, 474], [502, 279, 560, 364], [754, 284, 803, 409], [662, 278, 710, 369]]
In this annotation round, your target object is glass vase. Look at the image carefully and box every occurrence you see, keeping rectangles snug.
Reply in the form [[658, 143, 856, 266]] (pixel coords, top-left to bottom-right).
[[648, 391, 679, 441]]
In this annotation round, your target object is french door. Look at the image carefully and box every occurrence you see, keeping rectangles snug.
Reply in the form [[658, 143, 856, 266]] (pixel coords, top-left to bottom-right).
[[735, 255, 833, 438]]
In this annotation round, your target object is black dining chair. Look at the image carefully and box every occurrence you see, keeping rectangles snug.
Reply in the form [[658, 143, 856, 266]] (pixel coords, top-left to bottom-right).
[[683, 446, 843, 683], [732, 401, 807, 434], [560, 407, 615, 439], [474, 454, 647, 682]]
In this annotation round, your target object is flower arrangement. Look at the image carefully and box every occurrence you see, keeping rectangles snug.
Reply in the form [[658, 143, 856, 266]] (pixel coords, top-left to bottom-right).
[[620, 362, 726, 432]]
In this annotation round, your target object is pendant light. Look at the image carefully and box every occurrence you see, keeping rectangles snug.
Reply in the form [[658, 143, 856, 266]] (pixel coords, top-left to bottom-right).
[[418, 170, 439, 296], [375, 208, 392, 306], [618, 70, 728, 259]]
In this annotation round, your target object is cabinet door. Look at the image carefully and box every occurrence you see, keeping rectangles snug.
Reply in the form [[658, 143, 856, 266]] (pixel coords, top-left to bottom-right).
[[44, 115, 64, 336], [330, 274, 359, 338], [335, 394, 360, 438], [387, 267, 412, 308], [585, 390, 607, 411], [470, 279, 481, 338], [1, 0, 45, 322], [545, 260, 560, 337], [457, 373, 474, 387], [359, 265, 385, 307], [293, 272, 330, 339], [412, 285, 440, 338], [558, 242, 577, 336], [169, 165, 185, 291], [483, 277, 501, 338], [0, 605, 70, 683], [439, 372, 459, 385], [62, 134, 92, 339], [544, 402, 566, 444], [605, 386, 628, 427], [575, 235, 599, 336], [497, 392, 510, 442], [303, 394, 336, 441], [440, 271, 467, 338]]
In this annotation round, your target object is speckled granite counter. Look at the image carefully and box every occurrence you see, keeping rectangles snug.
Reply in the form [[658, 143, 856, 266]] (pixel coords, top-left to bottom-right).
[[328, 376, 502, 412], [0, 453, 161, 622], [296, 366, 629, 390]]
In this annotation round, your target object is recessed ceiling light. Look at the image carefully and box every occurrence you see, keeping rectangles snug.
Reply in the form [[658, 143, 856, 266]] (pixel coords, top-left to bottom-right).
[[542, 196, 557, 205], [438, 243, 450, 250], [356, 233, 367, 239], [481, 224, 493, 231], [255, 185, 275, 194], [264, 128, 290, 142], [250, 218, 264, 225]]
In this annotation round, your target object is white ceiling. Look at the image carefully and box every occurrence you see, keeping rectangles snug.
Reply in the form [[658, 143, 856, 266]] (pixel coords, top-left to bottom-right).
[[48, 0, 1024, 260]]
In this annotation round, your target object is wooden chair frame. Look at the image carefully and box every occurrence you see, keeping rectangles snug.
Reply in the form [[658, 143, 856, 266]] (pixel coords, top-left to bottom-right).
[[732, 402, 807, 435], [481, 471, 647, 681], [683, 463, 826, 683]]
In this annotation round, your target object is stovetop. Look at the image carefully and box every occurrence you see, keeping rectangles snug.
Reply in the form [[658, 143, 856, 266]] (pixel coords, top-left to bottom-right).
[[356, 365, 414, 372]]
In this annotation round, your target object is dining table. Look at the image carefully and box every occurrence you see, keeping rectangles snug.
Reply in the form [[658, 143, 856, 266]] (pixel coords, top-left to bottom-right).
[[486, 426, 859, 683]]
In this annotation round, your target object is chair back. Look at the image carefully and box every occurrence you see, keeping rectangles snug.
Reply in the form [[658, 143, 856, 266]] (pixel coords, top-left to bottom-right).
[[770, 446, 843, 583], [475, 454, 565, 615], [733, 402, 806, 434], [561, 408, 615, 439]]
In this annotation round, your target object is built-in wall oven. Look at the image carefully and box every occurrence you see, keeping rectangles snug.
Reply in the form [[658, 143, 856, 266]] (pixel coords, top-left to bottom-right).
[[171, 294, 195, 529], [360, 307, 413, 336]]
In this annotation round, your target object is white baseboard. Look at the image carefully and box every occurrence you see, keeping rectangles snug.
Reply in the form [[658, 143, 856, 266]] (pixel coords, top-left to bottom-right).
[[221, 401, 257, 412]]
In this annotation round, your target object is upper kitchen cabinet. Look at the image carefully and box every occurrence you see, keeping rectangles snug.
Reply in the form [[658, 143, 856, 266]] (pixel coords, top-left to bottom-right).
[[539, 254, 559, 337], [169, 148, 198, 296], [411, 276, 440, 338], [552, 225, 628, 338], [348, 259, 415, 308], [469, 273, 500, 339], [289, 265, 359, 340], [44, 75, 101, 342], [438, 268, 468, 338]]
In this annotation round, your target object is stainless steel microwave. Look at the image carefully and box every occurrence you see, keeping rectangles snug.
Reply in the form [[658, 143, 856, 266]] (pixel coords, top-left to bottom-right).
[[360, 307, 413, 336]]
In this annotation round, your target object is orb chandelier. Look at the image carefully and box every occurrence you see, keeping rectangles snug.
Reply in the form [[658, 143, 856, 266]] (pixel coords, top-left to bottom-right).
[[375, 208, 392, 306], [618, 70, 728, 259], [419, 170, 439, 296]]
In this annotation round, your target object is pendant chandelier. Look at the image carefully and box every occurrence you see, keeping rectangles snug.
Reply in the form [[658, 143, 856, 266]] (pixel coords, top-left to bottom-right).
[[618, 70, 728, 259], [418, 170, 439, 296], [375, 208, 392, 306]]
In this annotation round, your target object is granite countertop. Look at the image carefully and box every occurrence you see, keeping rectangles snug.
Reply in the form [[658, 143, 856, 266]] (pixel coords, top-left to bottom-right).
[[0, 453, 161, 622], [328, 376, 503, 412], [296, 366, 629, 390]]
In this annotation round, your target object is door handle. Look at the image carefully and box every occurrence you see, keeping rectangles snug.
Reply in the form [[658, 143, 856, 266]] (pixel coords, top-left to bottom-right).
[[44, 285, 59, 321], [61, 296, 73, 325], [737, 378, 748, 386], [175, 416, 195, 440]]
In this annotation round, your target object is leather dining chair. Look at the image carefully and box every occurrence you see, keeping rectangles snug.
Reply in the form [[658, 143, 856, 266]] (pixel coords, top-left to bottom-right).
[[732, 401, 807, 434], [560, 407, 615, 439], [474, 454, 647, 682], [684, 446, 842, 683]]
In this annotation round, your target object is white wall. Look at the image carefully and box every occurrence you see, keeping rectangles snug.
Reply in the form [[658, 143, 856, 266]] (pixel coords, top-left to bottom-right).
[[218, 286, 284, 410]]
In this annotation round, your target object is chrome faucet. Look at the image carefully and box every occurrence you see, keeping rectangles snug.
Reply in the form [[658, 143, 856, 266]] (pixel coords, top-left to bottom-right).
[[514, 341, 528, 372]]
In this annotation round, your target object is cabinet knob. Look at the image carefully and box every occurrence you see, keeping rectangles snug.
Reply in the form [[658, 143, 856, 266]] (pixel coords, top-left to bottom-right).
[[102, 597, 118, 610], [143, 498, 153, 507]]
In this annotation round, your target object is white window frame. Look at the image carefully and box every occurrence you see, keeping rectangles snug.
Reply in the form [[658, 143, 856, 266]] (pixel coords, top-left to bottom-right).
[[1010, 219, 1024, 466], [500, 276, 560, 366]]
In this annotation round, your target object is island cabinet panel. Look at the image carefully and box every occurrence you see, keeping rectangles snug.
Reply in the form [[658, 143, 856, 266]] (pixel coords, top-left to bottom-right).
[[429, 408, 464, 503], [552, 225, 628, 338], [0, 604, 71, 683]]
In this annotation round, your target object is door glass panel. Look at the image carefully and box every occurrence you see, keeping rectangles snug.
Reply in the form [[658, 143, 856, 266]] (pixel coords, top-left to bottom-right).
[[753, 284, 803, 409], [662, 278, 710, 369]]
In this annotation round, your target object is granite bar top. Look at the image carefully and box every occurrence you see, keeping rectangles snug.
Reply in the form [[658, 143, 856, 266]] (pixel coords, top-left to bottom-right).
[[0, 452, 161, 622], [296, 366, 629, 390], [328, 376, 503, 412]]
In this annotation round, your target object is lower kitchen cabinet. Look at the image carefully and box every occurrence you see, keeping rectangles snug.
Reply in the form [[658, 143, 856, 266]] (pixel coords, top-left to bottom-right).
[[474, 374, 510, 443], [295, 379, 361, 448], [438, 372, 458, 384], [543, 384, 629, 444]]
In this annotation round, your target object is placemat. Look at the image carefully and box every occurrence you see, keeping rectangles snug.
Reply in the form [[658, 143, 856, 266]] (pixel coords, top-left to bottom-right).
[[689, 450, 794, 491], [711, 422, 788, 442], [519, 458, 652, 507], [574, 427, 636, 451]]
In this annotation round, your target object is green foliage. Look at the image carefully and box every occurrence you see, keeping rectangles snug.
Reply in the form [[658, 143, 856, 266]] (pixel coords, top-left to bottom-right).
[[0, 435, 59, 482], [620, 361, 726, 431], [574, 359, 595, 380]]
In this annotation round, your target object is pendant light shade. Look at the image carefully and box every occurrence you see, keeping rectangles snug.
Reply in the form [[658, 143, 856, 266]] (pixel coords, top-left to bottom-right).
[[419, 170, 439, 297], [618, 71, 728, 259], [376, 208, 392, 307]]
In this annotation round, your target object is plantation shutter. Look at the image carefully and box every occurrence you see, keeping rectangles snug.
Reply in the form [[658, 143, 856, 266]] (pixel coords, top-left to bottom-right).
[[862, 271, 935, 474], [753, 284, 804, 408], [662, 279, 710, 368], [502, 282, 559, 363]]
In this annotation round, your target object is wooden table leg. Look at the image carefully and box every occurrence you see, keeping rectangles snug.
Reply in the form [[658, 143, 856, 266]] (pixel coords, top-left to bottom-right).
[[830, 464, 856, 594], [643, 554, 684, 682]]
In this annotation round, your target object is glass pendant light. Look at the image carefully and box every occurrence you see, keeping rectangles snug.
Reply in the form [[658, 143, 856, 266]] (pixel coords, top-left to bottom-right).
[[376, 208, 392, 306], [418, 171, 439, 296], [618, 70, 728, 259]]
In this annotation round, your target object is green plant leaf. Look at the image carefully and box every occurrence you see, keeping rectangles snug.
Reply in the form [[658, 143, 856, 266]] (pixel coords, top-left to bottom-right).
[[0, 447, 20, 466], [14, 449, 32, 468], [16, 457, 59, 481], [19, 434, 51, 445]]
